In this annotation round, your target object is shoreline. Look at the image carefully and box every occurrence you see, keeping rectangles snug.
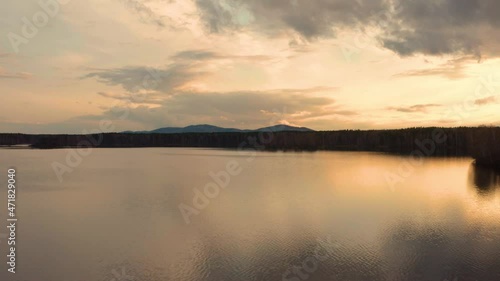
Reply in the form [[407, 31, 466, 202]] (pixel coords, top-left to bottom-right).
[[1, 126, 499, 168]]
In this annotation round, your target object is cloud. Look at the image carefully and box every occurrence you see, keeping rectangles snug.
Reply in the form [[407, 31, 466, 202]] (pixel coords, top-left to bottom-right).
[[474, 96, 496, 105], [95, 87, 343, 128], [171, 49, 275, 63], [97, 91, 164, 105], [84, 46, 350, 130], [195, 0, 388, 38], [194, 0, 500, 58], [85, 48, 346, 130], [171, 50, 219, 60], [387, 103, 442, 113], [373, 0, 500, 57], [394, 56, 476, 79], [0, 67, 32, 79], [165, 90, 333, 116], [83, 49, 275, 94], [119, 0, 169, 28], [84, 64, 205, 93]]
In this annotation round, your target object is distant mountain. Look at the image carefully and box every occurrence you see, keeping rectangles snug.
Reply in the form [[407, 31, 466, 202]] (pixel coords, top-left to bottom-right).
[[151, 125, 244, 134], [256, 124, 314, 132], [125, 124, 314, 134]]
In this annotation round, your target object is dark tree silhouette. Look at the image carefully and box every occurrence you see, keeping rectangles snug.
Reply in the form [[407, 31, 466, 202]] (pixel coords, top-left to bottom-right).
[[1, 126, 499, 167]]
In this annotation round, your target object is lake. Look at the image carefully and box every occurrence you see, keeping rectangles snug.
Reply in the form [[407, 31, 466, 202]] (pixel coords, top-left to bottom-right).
[[0, 148, 499, 281]]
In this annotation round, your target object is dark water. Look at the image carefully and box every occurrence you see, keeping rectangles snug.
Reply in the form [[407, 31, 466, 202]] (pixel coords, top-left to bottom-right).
[[0, 148, 499, 281]]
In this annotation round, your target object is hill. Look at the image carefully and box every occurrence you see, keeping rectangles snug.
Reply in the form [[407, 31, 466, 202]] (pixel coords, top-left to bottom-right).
[[127, 124, 315, 134]]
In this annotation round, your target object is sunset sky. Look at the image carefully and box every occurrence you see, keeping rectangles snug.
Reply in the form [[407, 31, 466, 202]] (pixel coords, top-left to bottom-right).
[[1, 0, 500, 133]]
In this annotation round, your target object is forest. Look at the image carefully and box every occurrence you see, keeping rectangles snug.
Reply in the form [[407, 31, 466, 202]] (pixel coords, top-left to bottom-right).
[[1, 126, 499, 167]]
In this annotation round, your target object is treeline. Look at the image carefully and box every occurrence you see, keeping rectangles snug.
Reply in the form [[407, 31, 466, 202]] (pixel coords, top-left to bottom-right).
[[0, 126, 499, 166]]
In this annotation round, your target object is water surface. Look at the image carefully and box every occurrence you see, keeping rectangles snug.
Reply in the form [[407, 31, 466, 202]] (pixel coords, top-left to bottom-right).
[[0, 148, 499, 281]]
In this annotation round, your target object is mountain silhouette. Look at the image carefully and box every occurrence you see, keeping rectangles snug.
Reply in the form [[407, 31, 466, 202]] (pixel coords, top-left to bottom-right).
[[125, 124, 314, 134]]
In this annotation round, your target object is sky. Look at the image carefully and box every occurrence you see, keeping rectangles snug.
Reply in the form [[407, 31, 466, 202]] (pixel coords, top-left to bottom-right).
[[1, 0, 500, 134]]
